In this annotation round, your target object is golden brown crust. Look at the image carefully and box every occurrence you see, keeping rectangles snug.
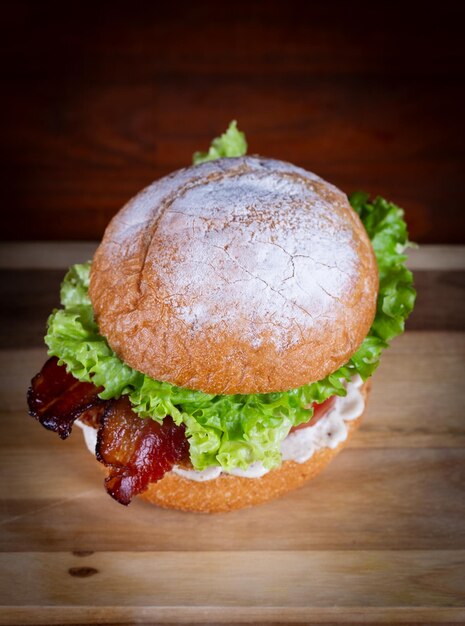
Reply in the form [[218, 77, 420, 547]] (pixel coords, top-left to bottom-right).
[[90, 156, 378, 394], [137, 382, 370, 513]]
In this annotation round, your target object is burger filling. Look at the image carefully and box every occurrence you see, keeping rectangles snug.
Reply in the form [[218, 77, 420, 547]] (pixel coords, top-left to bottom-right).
[[29, 354, 365, 501], [27, 123, 415, 505], [76, 374, 365, 483]]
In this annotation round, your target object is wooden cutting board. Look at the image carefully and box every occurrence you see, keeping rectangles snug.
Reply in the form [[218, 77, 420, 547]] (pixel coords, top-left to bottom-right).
[[0, 244, 464, 625]]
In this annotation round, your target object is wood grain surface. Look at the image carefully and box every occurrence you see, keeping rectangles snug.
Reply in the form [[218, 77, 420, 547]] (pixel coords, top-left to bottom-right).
[[2, 1, 465, 243], [0, 244, 464, 624]]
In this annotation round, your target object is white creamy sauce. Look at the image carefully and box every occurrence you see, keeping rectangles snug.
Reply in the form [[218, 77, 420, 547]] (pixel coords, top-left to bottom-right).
[[76, 375, 365, 482], [75, 418, 98, 452], [173, 465, 222, 482]]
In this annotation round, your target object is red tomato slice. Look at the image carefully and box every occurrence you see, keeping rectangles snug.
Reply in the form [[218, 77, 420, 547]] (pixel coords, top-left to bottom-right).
[[289, 395, 337, 433]]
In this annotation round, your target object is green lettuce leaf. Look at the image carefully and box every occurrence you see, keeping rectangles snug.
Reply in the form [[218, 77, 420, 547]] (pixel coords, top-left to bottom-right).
[[192, 120, 247, 164], [45, 127, 416, 472]]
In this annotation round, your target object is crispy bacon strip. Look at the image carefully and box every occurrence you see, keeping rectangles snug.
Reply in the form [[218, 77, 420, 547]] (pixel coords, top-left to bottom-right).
[[27, 357, 105, 439], [96, 397, 189, 505], [28, 359, 190, 505]]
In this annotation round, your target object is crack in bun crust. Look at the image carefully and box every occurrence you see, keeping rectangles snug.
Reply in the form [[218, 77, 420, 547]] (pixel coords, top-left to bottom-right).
[[89, 156, 378, 394]]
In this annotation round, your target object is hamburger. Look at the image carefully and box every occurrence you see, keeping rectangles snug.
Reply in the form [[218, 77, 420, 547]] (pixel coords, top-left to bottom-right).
[[27, 122, 416, 512]]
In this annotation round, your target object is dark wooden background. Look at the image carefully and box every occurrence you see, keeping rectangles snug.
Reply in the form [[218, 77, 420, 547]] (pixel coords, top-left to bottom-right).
[[2, 1, 465, 242]]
